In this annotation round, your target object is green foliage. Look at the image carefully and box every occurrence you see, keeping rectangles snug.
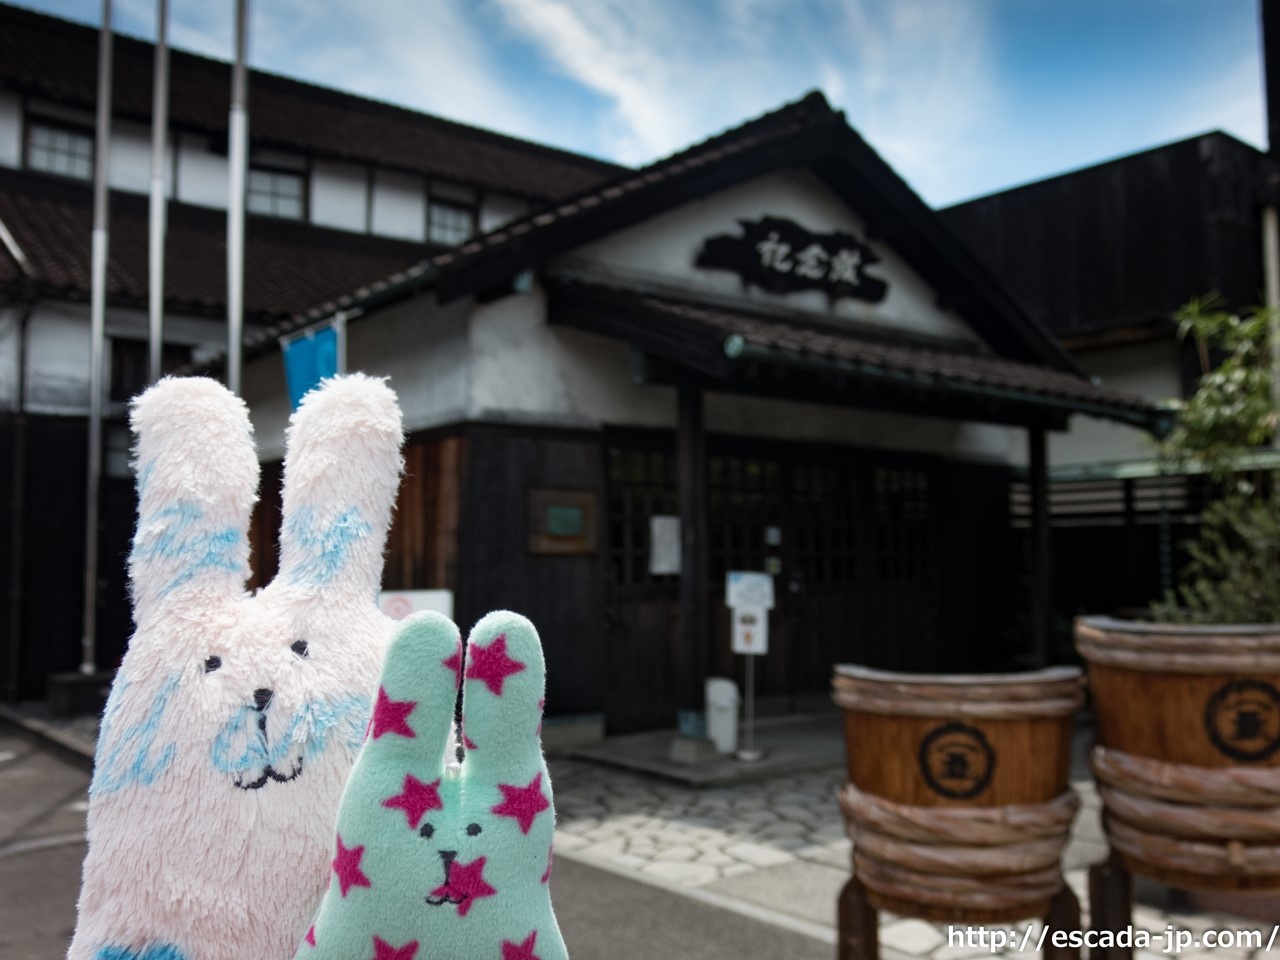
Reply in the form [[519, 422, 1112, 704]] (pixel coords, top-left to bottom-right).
[[1152, 295, 1280, 624]]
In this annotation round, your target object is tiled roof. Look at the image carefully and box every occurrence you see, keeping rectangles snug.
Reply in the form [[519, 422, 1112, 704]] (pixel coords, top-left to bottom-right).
[[549, 281, 1165, 430], [284, 90, 849, 330], [0, 165, 432, 323], [0, 4, 623, 202], [282, 89, 1074, 377]]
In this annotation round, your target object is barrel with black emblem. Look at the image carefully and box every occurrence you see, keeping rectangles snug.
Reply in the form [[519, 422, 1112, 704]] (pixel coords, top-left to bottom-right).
[[832, 664, 1084, 923], [1076, 616, 1280, 891]]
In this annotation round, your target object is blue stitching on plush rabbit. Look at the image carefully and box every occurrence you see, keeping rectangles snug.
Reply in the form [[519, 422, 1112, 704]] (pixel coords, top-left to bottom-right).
[[69, 374, 406, 960]]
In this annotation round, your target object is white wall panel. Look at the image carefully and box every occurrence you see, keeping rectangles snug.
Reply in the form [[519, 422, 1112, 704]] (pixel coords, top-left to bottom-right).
[[0, 91, 21, 168], [371, 169, 425, 241], [311, 160, 367, 232], [176, 133, 228, 208]]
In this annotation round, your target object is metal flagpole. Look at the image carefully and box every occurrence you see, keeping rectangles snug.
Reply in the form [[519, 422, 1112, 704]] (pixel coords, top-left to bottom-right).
[[226, 0, 248, 394], [82, 0, 113, 675], [147, 0, 169, 384]]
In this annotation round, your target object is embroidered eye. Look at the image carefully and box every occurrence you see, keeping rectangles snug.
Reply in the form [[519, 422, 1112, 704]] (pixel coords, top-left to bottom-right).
[[466, 823, 482, 836], [204, 656, 222, 673], [419, 823, 435, 839], [290, 639, 310, 658]]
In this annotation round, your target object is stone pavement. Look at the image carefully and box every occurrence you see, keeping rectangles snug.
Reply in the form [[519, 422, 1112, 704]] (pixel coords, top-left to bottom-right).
[[5, 704, 1278, 959], [545, 751, 1277, 960]]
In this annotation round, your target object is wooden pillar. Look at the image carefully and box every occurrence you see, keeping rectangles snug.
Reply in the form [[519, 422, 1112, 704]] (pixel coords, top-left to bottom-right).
[[677, 383, 709, 718], [1028, 426, 1052, 666]]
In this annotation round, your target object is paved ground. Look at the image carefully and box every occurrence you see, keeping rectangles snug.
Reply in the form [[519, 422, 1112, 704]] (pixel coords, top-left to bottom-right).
[[4, 708, 1279, 960], [0, 726, 831, 960]]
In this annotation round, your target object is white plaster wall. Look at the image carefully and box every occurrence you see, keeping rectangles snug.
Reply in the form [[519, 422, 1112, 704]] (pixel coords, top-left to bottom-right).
[[707, 395, 1018, 463], [371, 169, 425, 241], [468, 285, 674, 429], [107, 120, 155, 194], [349, 296, 471, 438], [242, 296, 472, 460], [22, 303, 93, 414], [16, 301, 228, 415], [480, 193, 528, 232], [570, 169, 979, 345], [1048, 340, 1181, 467], [0, 305, 21, 410], [311, 160, 367, 232], [176, 133, 228, 209], [0, 91, 20, 169]]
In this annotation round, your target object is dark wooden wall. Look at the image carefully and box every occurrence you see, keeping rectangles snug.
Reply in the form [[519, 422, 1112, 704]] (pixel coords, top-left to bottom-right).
[[384, 434, 465, 592], [940, 133, 1270, 338], [2, 414, 136, 700], [454, 425, 608, 720]]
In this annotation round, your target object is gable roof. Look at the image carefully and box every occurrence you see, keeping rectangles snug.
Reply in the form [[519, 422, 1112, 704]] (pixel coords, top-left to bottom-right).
[[0, 165, 431, 323], [276, 91, 1079, 374], [0, 3, 622, 202], [940, 132, 1275, 344]]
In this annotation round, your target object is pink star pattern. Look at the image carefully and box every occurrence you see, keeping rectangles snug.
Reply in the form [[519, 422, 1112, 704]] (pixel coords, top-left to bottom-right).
[[502, 932, 542, 960], [332, 835, 372, 897], [536, 696, 546, 736], [305, 926, 316, 947], [372, 936, 419, 960], [371, 686, 417, 740], [465, 633, 525, 696], [541, 845, 553, 884], [381, 774, 443, 829], [442, 641, 463, 689], [491, 772, 551, 834], [429, 856, 497, 917]]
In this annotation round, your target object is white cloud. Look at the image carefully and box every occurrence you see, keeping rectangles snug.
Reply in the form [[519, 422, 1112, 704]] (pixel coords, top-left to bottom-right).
[[113, 0, 537, 143], [487, 0, 999, 200]]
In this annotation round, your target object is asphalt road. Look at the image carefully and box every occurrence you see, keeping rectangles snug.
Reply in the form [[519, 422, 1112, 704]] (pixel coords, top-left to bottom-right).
[[0, 727, 830, 960]]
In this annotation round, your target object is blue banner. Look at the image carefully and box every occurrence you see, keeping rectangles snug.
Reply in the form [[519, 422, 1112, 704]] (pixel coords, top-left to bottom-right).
[[282, 325, 338, 410]]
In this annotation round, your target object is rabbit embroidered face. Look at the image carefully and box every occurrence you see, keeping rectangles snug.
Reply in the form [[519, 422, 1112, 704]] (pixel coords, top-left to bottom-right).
[[298, 611, 568, 960], [69, 375, 405, 960]]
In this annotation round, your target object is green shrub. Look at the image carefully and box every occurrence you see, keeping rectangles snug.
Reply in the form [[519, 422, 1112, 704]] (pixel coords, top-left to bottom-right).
[[1151, 296, 1280, 624]]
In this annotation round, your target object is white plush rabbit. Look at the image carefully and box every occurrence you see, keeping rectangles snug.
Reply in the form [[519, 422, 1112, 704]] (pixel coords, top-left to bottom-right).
[[68, 374, 405, 960]]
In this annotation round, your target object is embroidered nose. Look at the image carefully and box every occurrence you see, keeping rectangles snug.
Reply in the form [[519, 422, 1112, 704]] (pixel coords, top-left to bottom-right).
[[439, 850, 457, 865], [253, 688, 274, 711]]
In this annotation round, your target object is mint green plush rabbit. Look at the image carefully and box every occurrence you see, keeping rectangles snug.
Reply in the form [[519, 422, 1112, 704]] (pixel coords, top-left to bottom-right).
[[297, 610, 567, 960]]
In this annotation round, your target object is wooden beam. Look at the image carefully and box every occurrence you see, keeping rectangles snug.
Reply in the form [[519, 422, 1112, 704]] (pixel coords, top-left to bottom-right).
[[677, 383, 709, 715], [1028, 426, 1052, 666]]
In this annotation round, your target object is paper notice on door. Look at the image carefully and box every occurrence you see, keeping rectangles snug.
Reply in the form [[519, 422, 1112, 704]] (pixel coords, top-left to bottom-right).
[[649, 515, 681, 575]]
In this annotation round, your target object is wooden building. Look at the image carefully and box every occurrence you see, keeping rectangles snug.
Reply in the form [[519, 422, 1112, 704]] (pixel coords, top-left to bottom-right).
[[236, 93, 1162, 733], [0, 5, 1166, 730], [941, 132, 1278, 622]]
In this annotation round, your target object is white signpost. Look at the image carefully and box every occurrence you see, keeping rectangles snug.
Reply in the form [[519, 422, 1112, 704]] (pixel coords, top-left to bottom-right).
[[726, 571, 773, 761]]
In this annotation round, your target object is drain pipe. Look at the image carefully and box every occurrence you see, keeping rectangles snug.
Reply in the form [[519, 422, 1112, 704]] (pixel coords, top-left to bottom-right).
[[6, 294, 35, 702], [1264, 202, 1280, 448]]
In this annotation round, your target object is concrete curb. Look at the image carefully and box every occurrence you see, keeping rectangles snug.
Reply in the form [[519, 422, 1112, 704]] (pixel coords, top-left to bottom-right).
[[0, 705, 95, 773]]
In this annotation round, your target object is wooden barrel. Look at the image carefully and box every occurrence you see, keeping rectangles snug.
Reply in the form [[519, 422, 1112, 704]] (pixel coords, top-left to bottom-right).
[[832, 663, 1084, 923], [1077, 616, 1280, 891]]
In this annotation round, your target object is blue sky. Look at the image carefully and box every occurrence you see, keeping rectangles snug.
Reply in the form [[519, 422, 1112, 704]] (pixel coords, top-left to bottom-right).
[[16, 0, 1267, 207]]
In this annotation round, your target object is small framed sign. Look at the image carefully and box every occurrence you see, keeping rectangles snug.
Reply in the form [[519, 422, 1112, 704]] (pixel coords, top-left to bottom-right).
[[528, 489, 598, 555]]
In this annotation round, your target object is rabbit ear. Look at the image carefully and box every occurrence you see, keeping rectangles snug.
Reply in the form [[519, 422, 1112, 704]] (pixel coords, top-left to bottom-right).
[[361, 611, 461, 777], [128, 377, 259, 628], [459, 611, 547, 781], [273, 374, 403, 599]]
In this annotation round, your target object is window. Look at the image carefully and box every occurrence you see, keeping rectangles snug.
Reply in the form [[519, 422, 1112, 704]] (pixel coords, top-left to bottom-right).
[[27, 121, 93, 180], [427, 199, 475, 246], [247, 168, 305, 219]]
